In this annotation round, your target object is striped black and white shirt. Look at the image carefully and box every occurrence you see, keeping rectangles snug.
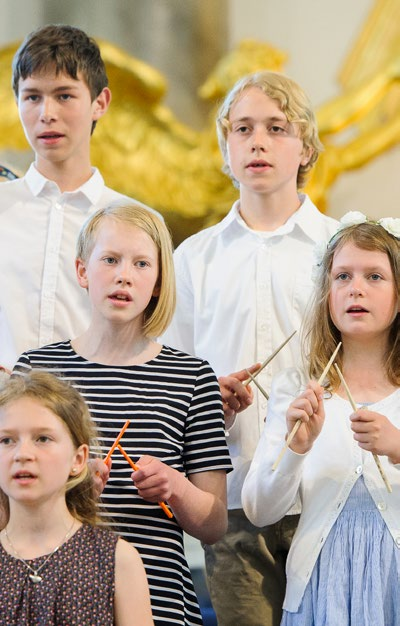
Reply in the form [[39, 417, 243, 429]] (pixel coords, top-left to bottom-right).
[[14, 341, 232, 626]]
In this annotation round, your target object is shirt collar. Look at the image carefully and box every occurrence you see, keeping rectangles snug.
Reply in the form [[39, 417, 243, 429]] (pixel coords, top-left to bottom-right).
[[25, 164, 105, 206], [211, 194, 324, 242]]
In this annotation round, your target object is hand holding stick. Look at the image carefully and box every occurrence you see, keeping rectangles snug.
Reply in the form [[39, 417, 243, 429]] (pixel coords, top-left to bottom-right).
[[334, 364, 392, 494], [245, 369, 269, 400], [117, 445, 173, 518], [272, 342, 342, 471]]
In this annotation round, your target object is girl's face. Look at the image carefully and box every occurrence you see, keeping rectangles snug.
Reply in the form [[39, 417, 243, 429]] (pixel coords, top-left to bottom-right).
[[76, 218, 160, 330], [329, 242, 399, 341], [0, 397, 87, 507]]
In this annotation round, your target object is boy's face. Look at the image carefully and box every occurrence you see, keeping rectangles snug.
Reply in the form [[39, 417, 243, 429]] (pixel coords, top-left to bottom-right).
[[17, 70, 110, 173], [226, 87, 310, 197], [75, 217, 160, 330]]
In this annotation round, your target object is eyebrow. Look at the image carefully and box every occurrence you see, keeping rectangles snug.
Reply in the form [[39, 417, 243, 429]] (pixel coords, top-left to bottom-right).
[[332, 264, 390, 273], [230, 115, 289, 124], [20, 85, 79, 95]]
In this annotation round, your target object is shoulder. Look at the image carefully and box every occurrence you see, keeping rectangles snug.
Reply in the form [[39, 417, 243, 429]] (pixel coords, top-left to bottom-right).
[[160, 345, 213, 370], [0, 176, 29, 210], [22, 340, 73, 359], [174, 204, 238, 257], [13, 341, 74, 373], [298, 196, 339, 238], [100, 186, 163, 220], [174, 223, 219, 255]]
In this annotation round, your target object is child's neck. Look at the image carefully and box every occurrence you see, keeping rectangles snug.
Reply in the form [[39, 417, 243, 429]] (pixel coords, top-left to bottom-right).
[[338, 338, 397, 403], [72, 322, 161, 366], [238, 188, 301, 231], [35, 158, 93, 193], [2, 502, 77, 559]]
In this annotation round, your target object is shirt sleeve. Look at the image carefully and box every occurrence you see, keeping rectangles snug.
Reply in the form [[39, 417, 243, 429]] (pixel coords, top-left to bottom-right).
[[242, 367, 308, 526], [183, 359, 232, 475], [11, 352, 33, 376]]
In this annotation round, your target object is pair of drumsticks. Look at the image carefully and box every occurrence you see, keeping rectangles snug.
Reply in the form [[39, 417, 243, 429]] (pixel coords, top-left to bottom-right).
[[104, 420, 173, 518]]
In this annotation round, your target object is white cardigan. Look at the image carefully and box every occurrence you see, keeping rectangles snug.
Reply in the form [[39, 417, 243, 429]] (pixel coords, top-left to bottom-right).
[[242, 368, 400, 611]]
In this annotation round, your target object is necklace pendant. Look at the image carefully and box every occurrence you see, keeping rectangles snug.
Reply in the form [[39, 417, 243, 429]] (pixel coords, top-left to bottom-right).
[[29, 573, 43, 583]]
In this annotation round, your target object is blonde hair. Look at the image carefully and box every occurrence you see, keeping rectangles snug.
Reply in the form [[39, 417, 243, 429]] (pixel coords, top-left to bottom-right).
[[0, 372, 101, 526], [305, 222, 400, 390], [76, 204, 176, 338], [216, 71, 323, 189]]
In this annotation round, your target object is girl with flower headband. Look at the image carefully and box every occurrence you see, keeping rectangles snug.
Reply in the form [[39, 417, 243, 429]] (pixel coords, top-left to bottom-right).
[[242, 212, 400, 625]]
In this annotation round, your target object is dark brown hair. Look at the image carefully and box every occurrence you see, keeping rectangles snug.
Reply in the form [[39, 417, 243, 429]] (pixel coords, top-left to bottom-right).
[[12, 24, 108, 101]]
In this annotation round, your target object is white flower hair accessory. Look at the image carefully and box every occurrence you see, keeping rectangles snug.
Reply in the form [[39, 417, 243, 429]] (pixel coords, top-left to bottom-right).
[[337, 211, 400, 238], [311, 211, 400, 282], [378, 217, 400, 238]]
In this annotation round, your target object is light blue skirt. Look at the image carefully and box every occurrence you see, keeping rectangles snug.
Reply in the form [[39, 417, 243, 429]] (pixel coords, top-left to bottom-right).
[[281, 477, 400, 626]]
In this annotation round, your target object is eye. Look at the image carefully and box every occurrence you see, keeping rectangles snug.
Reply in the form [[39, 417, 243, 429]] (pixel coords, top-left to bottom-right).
[[37, 435, 51, 443], [268, 124, 287, 134], [103, 256, 117, 265], [26, 95, 39, 102], [135, 260, 149, 269], [58, 94, 72, 102], [369, 273, 382, 281], [232, 124, 251, 134], [0, 437, 13, 445], [335, 272, 350, 281]]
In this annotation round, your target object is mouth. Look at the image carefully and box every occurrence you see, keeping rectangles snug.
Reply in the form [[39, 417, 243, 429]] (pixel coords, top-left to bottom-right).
[[109, 291, 132, 303], [346, 305, 369, 314], [246, 159, 271, 169], [13, 471, 36, 480], [37, 132, 64, 140]]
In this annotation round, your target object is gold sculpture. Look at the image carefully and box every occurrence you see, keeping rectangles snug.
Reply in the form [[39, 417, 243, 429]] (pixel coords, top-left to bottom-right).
[[306, 0, 400, 211], [1, 0, 400, 241]]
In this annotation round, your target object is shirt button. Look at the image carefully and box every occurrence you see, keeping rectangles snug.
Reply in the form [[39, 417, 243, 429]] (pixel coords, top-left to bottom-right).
[[355, 465, 363, 475], [395, 537, 400, 547], [377, 502, 386, 511]]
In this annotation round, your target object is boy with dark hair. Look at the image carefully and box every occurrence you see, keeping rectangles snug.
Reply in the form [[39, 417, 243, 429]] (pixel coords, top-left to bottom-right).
[[0, 24, 155, 371], [163, 71, 339, 625]]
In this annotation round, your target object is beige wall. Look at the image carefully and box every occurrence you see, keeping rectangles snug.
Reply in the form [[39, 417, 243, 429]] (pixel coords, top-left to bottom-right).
[[229, 0, 400, 220]]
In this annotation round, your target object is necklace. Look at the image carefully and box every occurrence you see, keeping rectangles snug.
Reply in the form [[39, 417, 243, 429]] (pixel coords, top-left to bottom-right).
[[4, 519, 75, 583]]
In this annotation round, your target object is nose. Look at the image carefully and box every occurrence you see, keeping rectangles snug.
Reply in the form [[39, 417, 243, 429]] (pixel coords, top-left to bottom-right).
[[14, 440, 35, 462], [116, 262, 133, 286], [40, 97, 57, 123], [251, 127, 267, 152], [349, 278, 364, 297]]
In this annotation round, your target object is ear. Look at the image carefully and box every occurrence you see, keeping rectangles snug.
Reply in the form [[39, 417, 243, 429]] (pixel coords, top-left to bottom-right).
[[92, 87, 111, 122], [152, 283, 161, 298], [76, 258, 89, 290], [70, 444, 89, 477], [300, 146, 314, 167]]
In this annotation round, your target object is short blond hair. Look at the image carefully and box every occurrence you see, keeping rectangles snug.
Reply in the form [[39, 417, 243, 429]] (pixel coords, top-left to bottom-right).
[[217, 71, 323, 189], [77, 204, 176, 338]]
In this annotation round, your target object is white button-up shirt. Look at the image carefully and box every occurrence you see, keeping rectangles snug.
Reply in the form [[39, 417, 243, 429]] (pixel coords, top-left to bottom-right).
[[0, 164, 154, 369], [163, 195, 338, 508]]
